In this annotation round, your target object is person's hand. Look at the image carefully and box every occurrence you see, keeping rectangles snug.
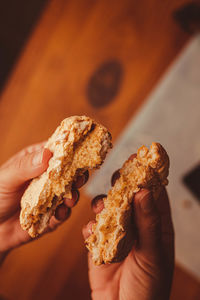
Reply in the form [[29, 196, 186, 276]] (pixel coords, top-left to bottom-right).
[[83, 157, 174, 300], [0, 142, 89, 254]]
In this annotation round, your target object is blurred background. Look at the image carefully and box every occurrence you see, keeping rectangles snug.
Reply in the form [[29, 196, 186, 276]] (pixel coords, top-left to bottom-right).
[[0, 0, 200, 299]]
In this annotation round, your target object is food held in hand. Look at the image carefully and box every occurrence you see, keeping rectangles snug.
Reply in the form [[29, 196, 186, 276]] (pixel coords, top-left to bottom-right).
[[86, 142, 169, 265], [20, 116, 112, 237]]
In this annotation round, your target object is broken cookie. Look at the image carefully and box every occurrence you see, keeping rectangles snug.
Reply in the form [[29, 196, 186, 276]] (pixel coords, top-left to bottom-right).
[[20, 116, 112, 237], [86, 142, 169, 265]]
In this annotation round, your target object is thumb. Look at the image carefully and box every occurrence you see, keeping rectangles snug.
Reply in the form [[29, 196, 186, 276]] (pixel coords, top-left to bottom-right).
[[134, 189, 162, 259], [0, 148, 52, 189]]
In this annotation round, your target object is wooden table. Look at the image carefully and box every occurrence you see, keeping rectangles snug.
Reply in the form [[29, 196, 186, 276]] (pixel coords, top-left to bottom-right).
[[0, 0, 200, 299]]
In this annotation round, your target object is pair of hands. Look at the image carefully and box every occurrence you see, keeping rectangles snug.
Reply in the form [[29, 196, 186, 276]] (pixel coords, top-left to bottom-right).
[[0, 143, 174, 300]]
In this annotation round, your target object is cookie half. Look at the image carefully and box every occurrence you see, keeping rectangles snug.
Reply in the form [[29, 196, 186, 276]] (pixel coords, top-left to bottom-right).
[[86, 142, 169, 265], [20, 116, 112, 237]]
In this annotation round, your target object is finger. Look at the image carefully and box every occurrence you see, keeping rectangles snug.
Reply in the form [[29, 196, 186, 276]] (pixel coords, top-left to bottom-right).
[[1, 142, 48, 168], [0, 148, 52, 189], [21, 142, 48, 155], [91, 195, 105, 214], [134, 189, 162, 259], [111, 170, 120, 186], [87, 252, 121, 294], [48, 216, 61, 231], [82, 220, 96, 240], [31, 207, 71, 237], [55, 203, 71, 221], [63, 190, 80, 208], [49, 206, 71, 231], [154, 187, 174, 265], [73, 170, 89, 189], [110, 154, 137, 187], [128, 153, 137, 161], [154, 188, 174, 236]]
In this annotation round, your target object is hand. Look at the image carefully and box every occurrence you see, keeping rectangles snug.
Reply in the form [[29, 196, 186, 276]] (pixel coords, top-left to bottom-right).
[[83, 160, 174, 300], [0, 142, 89, 255]]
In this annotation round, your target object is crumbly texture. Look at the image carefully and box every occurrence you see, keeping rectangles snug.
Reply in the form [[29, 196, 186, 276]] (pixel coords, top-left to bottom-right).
[[86, 142, 169, 265], [20, 116, 112, 237]]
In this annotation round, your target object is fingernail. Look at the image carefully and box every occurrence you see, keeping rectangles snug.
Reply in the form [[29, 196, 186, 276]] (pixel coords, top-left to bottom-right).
[[72, 189, 80, 203], [92, 194, 107, 206], [74, 175, 85, 188], [128, 153, 137, 161], [84, 170, 89, 183], [32, 149, 44, 166], [111, 170, 120, 186], [95, 200, 104, 210], [140, 190, 154, 213], [55, 204, 70, 221], [72, 171, 89, 189]]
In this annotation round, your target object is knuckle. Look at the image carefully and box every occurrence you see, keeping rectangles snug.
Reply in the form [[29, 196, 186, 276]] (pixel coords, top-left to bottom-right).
[[14, 155, 24, 170]]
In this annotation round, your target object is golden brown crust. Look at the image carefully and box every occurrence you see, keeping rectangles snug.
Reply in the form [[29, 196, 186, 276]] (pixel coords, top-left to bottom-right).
[[86, 142, 169, 265], [20, 116, 112, 237]]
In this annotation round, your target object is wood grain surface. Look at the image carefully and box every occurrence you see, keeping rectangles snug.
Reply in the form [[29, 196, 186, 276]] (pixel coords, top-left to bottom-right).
[[0, 0, 199, 299], [0, 0, 49, 91]]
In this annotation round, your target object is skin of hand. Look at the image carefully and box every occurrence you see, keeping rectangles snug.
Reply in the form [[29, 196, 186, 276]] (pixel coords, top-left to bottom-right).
[[0, 142, 89, 261], [83, 155, 174, 300]]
